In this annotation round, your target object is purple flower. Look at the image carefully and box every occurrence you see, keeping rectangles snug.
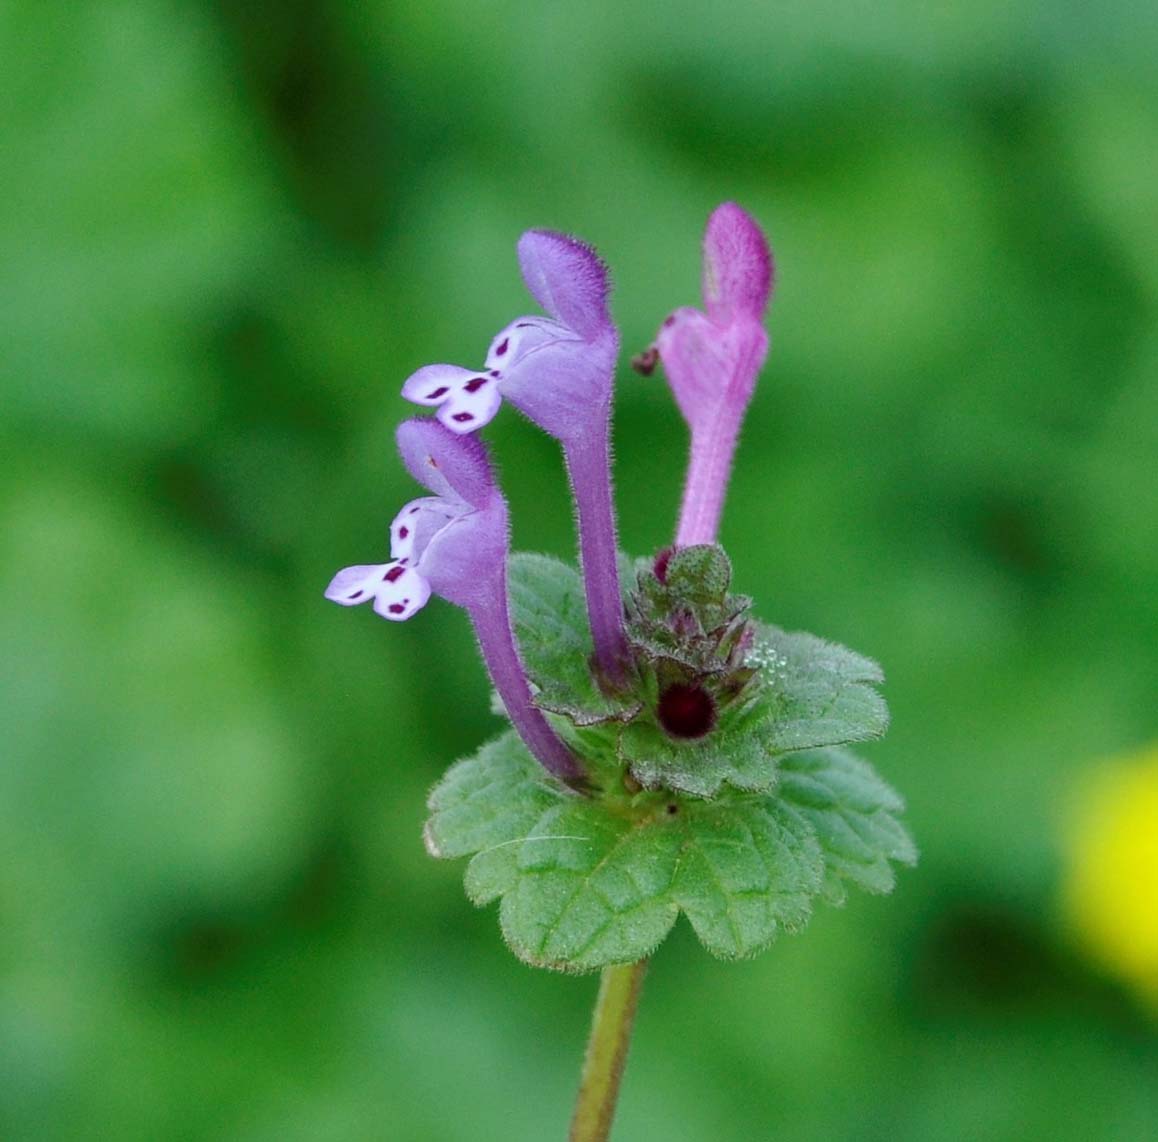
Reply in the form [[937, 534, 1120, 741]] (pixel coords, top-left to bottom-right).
[[403, 230, 630, 685], [402, 231, 615, 439], [651, 203, 774, 547], [326, 418, 581, 783], [325, 419, 503, 620]]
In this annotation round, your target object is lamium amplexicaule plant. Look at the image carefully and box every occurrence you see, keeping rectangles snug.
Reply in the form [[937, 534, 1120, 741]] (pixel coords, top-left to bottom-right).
[[327, 204, 917, 1140]]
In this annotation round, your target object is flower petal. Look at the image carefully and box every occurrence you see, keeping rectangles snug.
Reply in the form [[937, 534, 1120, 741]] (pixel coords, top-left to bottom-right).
[[324, 563, 389, 606], [370, 562, 432, 621], [656, 306, 763, 433], [389, 496, 458, 561], [396, 418, 496, 509], [416, 509, 507, 610], [484, 317, 572, 372], [436, 372, 503, 434], [489, 317, 615, 442], [701, 202, 773, 324], [517, 230, 611, 341], [401, 364, 479, 407]]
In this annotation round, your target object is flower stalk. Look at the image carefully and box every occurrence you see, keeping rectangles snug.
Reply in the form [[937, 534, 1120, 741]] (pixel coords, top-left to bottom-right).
[[467, 583, 583, 784], [674, 375, 752, 546], [569, 961, 648, 1142], [563, 424, 630, 685]]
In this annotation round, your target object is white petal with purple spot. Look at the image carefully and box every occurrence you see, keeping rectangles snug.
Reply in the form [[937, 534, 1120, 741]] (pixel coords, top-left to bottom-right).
[[324, 564, 388, 606], [389, 496, 456, 560], [401, 364, 479, 406], [370, 562, 432, 621], [402, 362, 504, 435], [484, 318, 571, 372], [436, 373, 503, 434]]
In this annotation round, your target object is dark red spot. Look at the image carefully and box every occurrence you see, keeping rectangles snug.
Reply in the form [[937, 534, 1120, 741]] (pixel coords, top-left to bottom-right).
[[494, 338, 509, 357], [388, 603, 405, 614], [657, 683, 716, 740], [490, 369, 500, 377], [425, 386, 449, 399], [398, 526, 409, 539], [348, 590, 365, 601], [383, 565, 406, 583], [464, 376, 488, 393], [631, 347, 658, 376], [653, 547, 673, 583], [663, 314, 676, 328], [452, 412, 474, 423]]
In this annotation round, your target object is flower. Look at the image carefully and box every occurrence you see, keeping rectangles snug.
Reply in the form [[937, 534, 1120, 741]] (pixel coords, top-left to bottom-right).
[[645, 203, 773, 547], [325, 419, 505, 620], [326, 418, 581, 783], [402, 230, 617, 439], [402, 229, 630, 684]]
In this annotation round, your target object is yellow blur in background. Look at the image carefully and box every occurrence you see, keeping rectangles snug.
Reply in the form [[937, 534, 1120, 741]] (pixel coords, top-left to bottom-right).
[[1065, 745, 1158, 1011]]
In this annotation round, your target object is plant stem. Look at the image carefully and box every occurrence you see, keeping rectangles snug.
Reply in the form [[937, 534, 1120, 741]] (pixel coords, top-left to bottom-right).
[[674, 410, 743, 547], [569, 961, 648, 1142], [467, 580, 581, 784], [563, 424, 630, 687]]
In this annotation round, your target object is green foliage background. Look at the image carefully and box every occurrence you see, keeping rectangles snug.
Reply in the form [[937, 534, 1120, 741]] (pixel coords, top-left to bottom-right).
[[2, 2, 1156, 1138]]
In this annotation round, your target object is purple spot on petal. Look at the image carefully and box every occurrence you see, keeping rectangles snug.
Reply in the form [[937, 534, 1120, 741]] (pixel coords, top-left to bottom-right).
[[663, 314, 676, 328], [409, 506, 420, 514], [398, 526, 409, 539], [464, 376, 488, 393], [515, 322, 532, 328], [383, 566, 406, 583], [451, 412, 474, 423], [348, 590, 365, 601], [494, 338, 509, 357], [388, 603, 405, 614], [425, 386, 449, 400], [490, 369, 500, 377]]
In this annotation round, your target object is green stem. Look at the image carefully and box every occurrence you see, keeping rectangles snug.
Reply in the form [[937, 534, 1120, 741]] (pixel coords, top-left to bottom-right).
[[569, 960, 648, 1142]]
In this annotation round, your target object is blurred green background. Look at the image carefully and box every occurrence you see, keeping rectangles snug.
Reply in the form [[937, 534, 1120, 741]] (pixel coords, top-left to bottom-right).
[[3, 2, 1156, 1139]]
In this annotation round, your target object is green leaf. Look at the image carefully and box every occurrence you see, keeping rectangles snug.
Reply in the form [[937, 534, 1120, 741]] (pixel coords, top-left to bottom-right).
[[430, 557, 910, 971], [496, 795, 825, 970], [425, 732, 565, 904], [779, 748, 918, 903], [753, 625, 890, 753], [619, 626, 889, 797], [498, 800, 683, 971], [507, 553, 639, 725], [671, 799, 823, 958], [426, 733, 912, 972], [505, 556, 887, 799], [618, 713, 784, 798]]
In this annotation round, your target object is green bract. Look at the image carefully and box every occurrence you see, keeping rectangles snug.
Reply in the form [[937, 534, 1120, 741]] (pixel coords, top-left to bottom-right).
[[426, 549, 915, 973]]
